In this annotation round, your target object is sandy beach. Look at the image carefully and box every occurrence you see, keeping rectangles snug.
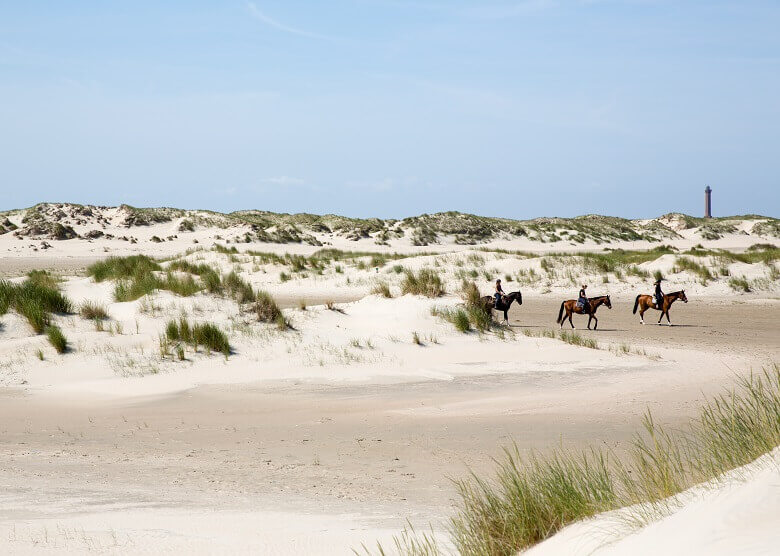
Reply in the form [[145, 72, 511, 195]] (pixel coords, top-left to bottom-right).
[[0, 205, 778, 553]]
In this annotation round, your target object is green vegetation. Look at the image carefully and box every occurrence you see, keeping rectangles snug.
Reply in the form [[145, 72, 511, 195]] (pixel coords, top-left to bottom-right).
[[0, 276, 73, 333], [581, 245, 676, 274], [223, 271, 256, 303], [401, 268, 444, 298], [558, 330, 599, 349], [167, 260, 223, 293], [366, 367, 780, 555], [672, 256, 714, 284], [88, 255, 161, 282], [164, 318, 231, 357], [254, 290, 283, 323], [46, 325, 68, 353], [728, 277, 752, 292]]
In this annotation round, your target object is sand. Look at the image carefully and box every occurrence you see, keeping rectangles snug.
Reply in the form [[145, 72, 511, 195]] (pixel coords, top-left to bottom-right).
[[526, 448, 780, 556], [0, 225, 778, 553]]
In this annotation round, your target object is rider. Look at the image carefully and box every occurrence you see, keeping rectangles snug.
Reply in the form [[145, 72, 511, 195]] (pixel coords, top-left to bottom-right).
[[578, 284, 590, 313], [494, 279, 505, 307], [654, 279, 664, 307]]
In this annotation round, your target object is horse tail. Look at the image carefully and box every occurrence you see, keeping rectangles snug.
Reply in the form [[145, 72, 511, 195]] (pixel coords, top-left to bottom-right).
[[632, 295, 640, 314], [556, 302, 565, 324]]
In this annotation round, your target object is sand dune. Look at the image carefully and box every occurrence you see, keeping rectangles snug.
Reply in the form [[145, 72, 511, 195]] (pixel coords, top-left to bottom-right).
[[0, 205, 778, 554]]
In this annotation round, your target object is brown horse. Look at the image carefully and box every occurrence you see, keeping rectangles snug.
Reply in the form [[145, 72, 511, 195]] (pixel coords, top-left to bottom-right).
[[556, 295, 612, 330], [633, 290, 688, 325], [480, 291, 522, 323]]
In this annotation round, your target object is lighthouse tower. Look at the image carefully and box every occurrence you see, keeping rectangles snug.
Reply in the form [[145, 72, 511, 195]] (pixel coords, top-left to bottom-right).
[[704, 186, 712, 218]]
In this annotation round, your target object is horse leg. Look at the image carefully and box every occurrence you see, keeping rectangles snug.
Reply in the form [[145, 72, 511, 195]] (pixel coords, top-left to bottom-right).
[[658, 309, 664, 324], [666, 309, 672, 326], [593, 315, 598, 330], [503, 309, 509, 324], [639, 306, 645, 325], [569, 312, 575, 329]]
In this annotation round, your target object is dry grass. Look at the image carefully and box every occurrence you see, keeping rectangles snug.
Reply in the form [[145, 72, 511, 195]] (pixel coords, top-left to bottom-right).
[[371, 280, 393, 298], [79, 300, 109, 320]]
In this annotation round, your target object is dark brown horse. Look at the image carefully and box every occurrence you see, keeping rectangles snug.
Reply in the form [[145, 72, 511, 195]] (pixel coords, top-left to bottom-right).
[[480, 291, 522, 323], [556, 295, 612, 330], [633, 290, 688, 325]]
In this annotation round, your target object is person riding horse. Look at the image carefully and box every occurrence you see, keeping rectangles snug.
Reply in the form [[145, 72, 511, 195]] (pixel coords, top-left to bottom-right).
[[654, 279, 664, 308], [494, 279, 505, 307], [577, 284, 590, 314]]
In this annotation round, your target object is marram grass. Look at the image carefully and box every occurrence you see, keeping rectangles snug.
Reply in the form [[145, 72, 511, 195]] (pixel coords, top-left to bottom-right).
[[362, 367, 780, 556]]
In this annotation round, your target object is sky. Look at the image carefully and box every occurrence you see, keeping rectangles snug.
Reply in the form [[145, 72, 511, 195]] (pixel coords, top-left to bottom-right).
[[1, 1, 778, 219]]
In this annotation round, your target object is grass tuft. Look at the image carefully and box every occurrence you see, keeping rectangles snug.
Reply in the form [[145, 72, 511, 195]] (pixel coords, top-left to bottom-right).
[[79, 300, 109, 320], [255, 290, 282, 323], [367, 367, 780, 555], [165, 318, 231, 357], [371, 280, 393, 298], [46, 325, 68, 353], [401, 268, 444, 298]]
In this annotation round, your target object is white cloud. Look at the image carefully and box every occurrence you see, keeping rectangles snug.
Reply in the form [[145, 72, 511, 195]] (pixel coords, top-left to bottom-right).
[[245, 2, 334, 41]]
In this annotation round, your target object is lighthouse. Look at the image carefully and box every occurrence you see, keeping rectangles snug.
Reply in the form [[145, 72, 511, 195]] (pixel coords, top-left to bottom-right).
[[704, 186, 712, 218]]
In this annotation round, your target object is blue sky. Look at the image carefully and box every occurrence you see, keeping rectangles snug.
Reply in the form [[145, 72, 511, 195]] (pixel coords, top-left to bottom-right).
[[1, 1, 778, 219]]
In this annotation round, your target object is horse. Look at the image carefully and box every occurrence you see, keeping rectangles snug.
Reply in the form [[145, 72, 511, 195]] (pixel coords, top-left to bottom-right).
[[633, 290, 688, 325], [556, 295, 612, 330], [480, 291, 522, 324]]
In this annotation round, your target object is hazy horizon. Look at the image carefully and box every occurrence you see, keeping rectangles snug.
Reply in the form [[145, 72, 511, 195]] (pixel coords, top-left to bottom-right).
[[2, 2, 778, 219]]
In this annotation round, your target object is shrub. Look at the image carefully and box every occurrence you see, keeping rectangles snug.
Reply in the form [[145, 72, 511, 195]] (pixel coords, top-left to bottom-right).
[[80, 300, 108, 320], [401, 268, 444, 298], [46, 325, 68, 353], [255, 290, 282, 323]]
